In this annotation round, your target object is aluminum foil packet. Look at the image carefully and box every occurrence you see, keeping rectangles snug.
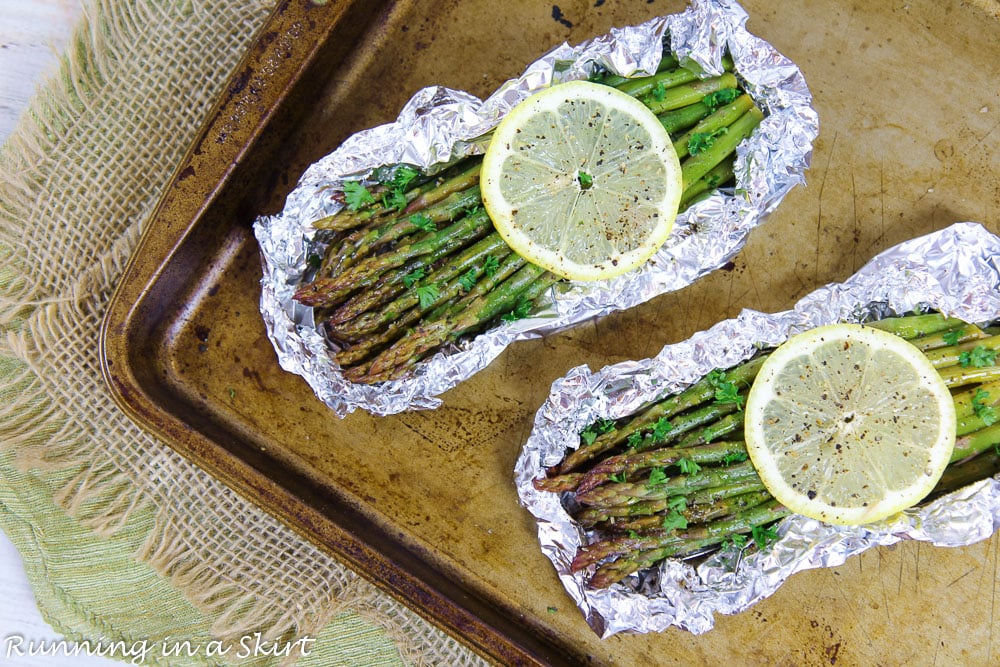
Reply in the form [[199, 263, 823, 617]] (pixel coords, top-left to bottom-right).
[[514, 222, 1000, 637], [253, 0, 817, 417]]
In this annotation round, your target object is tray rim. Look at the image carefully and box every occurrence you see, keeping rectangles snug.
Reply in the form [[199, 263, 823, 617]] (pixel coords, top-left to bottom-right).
[[97, 1, 559, 664]]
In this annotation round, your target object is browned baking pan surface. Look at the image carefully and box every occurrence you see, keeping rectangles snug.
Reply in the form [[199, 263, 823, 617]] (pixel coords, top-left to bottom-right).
[[101, 1, 1000, 664]]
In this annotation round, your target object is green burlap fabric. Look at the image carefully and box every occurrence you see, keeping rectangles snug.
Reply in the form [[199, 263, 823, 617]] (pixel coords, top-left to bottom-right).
[[0, 1, 486, 665]]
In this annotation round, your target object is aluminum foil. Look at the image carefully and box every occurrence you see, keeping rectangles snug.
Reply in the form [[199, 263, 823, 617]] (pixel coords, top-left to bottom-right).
[[253, 0, 818, 417], [514, 222, 1000, 637]]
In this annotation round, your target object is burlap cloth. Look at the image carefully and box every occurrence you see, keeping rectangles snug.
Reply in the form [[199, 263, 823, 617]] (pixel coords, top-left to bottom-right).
[[0, 1, 487, 664]]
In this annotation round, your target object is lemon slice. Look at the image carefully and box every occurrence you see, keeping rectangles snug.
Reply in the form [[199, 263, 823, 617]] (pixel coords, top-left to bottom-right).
[[744, 323, 956, 526], [480, 80, 682, 281]]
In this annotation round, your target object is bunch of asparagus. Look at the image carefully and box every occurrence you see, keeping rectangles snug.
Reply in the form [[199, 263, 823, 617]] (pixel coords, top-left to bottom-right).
[[533, 313, 1000, 588], [293, 52, 765, 384]]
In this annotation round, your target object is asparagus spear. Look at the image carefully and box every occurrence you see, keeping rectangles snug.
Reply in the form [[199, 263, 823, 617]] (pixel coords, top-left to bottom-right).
[[643, 73, 738, 115], [572, 476, 767, 527], [348, 263, 556, 382], [586, 501, 791, 587], [574, 460, 759, 508], [553, 355, 767, 474], [575, 439, 749, 494], [294, 210, 493, 308], [328, 232, 510, 333], [681, 106, 764, 190], [672, 93, 755, 160], [315, 159, 481, 232]]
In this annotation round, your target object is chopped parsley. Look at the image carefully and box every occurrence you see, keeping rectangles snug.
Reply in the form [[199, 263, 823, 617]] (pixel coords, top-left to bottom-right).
[[646, 467, 668, 488], [942, 330, 962, 346], [458, 268, 479, 292], [677, 458, 701, 475], [650, 416, 673, 442], [687, 126, 730, 156], [703, 88, 739, 110], [409, 213, 436, 232], [381, 189, 408, 212], [342, 181, 374, 211], [608, 472, 627, 484], [722, 450, 749, 466], [960, 345, 998, 368], [661, 509, 688, 532], [650, 81, 666, 102], [415, 283, 440, 309], [973, 388, 998, 426], [723, 533, 750, 551], [501, 297, 534, 322], [627, 431, 644, 449], [752, 524, 779, 549], [483, 255, 501, 278], [577, 170, 593, 189], [593, 419, 615, 435], [687, 132, 715, 155], [402, 268, 426, 288], [386, 164, 420, 190], [707, 368, 745, 409]]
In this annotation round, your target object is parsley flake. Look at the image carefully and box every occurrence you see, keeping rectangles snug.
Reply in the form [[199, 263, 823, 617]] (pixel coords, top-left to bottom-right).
[[651, 81, 667, 102], [501, 297, 533, 322], [677, 458, 701, 475], [595, 418, 616, 434], [724, 533, 750, 551], [650, 416, 673, 442], [608, 472, 627, 484], [387, 165, 420, 190], [942, 330, 962, 346], [662, 509, 688, 532], [458, 268, 478, 292], [402, 268, 426, 288], [687, 132, 715, 155], [646, 467, 668, 488], [973, 388, 998, 426], [409, 213, 436, 232], [703, 88, 739, 110], [342, 181, 374, 211], [580, 428, 598, 446], [577, 171, 593, 189], [415, 283, 440, 309], [722, 450, 749, 466], [708, 369, 744, 409], [483, 255, 500, 278], [960, 345, 998, 368], [627, 432, 644, 449], [752, 524, 779, 549], [381, 189, 407, 212]]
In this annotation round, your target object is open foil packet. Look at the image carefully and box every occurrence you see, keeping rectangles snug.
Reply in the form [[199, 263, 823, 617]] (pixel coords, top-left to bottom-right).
[[514, 222, 1000, 637], [253, 0, 817, 417]]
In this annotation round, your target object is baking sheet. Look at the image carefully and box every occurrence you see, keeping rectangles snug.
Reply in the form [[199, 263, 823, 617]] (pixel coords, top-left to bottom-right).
[[101, 0, 1000, 664]]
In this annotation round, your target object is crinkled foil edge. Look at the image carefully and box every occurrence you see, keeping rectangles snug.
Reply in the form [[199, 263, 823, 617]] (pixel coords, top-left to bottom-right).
[[253, 0, 818, 417], [514, 222, 1000, 637]]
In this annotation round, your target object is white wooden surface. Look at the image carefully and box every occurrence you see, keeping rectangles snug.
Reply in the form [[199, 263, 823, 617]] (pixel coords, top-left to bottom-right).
[[1, 1, 119, 664]]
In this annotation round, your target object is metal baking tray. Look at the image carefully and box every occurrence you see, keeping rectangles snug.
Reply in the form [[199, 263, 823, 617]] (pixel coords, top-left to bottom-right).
[[100, 0, 1000, 664]]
